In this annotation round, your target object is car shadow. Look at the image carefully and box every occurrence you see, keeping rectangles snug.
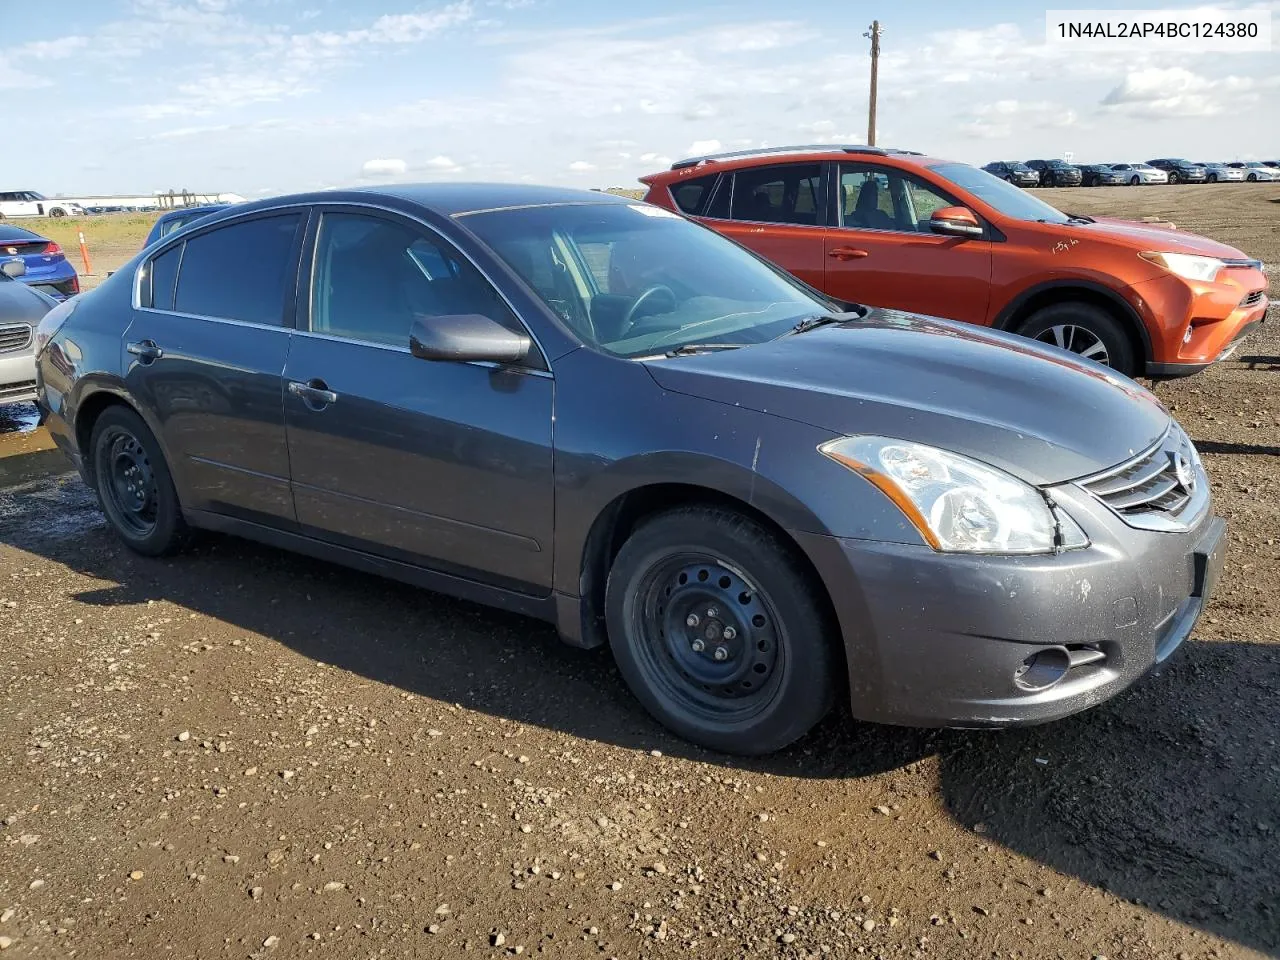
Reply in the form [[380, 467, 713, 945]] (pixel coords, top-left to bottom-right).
[[1194, 439, 1280, 457], [1, 476, 1277, 954]]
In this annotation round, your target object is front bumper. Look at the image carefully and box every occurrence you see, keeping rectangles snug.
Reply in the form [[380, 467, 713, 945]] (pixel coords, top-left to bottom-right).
[[794, 485, 1225, 727], [1133, 268, 1269, 375], [0, 350, 38, 404]]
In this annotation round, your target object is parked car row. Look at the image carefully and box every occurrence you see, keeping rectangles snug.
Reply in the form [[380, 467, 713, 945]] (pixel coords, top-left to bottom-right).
[[984, 159, 1279, 187]]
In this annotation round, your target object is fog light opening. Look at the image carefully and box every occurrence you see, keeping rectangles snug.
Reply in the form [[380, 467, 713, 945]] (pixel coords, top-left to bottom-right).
[[1013, 647, 1071, 692]]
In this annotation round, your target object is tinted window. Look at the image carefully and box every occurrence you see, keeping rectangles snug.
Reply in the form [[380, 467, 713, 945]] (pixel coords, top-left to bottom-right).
[[310, 212, 518, 348], [839, 165, 958, 233], [669, 175, 718, 216], [729, 164, 822, 225], [147, 244, 182, 310], [174, 214, 300, 325]]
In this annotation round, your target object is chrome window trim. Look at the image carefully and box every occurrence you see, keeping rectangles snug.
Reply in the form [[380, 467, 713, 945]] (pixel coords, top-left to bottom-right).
[[131, 198, 554, 377]]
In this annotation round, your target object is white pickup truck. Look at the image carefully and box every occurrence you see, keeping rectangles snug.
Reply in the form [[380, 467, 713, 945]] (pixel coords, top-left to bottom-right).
[[0, 191, 84, 219]]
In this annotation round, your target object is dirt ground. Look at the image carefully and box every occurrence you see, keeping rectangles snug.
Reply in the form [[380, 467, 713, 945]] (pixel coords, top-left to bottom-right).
[[0, 184, 1277, 960]]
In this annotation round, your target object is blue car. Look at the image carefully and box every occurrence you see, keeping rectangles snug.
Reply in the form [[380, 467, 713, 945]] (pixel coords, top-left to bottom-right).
[[0, 223, 79, 300], [142, 204, 231, 248]]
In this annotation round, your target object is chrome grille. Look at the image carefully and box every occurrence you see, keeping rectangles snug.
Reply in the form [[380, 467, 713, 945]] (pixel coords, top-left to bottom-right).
[[0, 323, 32, 354], [1240, 289, 1265, 308], [1077, 427, 1206, 531]]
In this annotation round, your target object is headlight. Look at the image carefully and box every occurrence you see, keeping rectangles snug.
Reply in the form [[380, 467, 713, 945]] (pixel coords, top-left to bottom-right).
[[819, 436, 1088, 555], [1138, 251, 1224, 283]]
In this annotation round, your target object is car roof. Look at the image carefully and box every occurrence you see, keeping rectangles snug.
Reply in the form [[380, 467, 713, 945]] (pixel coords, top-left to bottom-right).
[[0, 223, 43, 242], [178, 184, 634, 222]]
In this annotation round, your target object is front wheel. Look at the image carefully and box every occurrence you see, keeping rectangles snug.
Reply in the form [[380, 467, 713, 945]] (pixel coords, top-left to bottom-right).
[[1168, 172, 1180, 184], [605, 507, 837, 755], [1208, 173, 1218, 183], [89, 406, 189, 556], [1018, 302, 1136, 377], [1129, 175, 1140, 185], [1248, 173, 1258, 182], [49, 208, 66, 217]]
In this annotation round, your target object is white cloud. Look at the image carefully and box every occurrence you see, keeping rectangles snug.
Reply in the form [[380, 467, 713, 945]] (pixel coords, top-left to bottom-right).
[[568, 160, 596, 172], [685, 139, 721, 156], [1100, 67, 1269, 118], [362, 158, 408, 176], [422, 155, 464, 173]]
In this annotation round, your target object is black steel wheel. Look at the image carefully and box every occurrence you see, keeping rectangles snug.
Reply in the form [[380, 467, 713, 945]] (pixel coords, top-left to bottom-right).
[[606, 507, 836, 755], [90, 406, 189, 556]]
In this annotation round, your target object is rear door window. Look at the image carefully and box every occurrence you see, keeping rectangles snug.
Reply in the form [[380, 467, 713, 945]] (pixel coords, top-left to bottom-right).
[[147, 244, 182, 311], [728, 163, 823, 226], [173, 214, 302, 325]]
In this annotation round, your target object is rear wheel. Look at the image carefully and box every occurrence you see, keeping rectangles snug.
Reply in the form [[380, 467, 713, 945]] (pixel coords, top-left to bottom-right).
[[605, 507, 836, 755], [1018, 302, 1137, 377], [89, 406, 189, 556]]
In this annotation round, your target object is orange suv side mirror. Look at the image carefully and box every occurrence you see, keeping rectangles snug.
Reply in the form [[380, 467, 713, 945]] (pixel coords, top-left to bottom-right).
[[929, 206, 984, 239]]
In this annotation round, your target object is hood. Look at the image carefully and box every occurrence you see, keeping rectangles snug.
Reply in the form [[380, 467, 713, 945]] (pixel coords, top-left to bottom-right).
[[0, 278, 55, 324], [644, 309, 1170, 486], [1069, 217, 1248, 259]]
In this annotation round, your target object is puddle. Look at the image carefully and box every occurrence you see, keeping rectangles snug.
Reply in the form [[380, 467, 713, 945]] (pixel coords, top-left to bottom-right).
[[0, 402, 40, 435]]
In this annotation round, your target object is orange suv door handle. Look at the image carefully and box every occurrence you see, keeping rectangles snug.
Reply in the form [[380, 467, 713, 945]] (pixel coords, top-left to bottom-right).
[[828, 246, 869, 261]]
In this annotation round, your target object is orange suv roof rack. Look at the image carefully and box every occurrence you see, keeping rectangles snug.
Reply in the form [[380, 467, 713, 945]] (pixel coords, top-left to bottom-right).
[[670, 144, 922, 170]]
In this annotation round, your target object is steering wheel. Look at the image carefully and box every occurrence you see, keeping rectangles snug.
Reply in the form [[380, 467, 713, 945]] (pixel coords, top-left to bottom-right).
[[621, 284, 678, 334]]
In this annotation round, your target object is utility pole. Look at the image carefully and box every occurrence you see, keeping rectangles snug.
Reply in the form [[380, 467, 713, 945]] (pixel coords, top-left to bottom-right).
[[864, 20, 882, 146]]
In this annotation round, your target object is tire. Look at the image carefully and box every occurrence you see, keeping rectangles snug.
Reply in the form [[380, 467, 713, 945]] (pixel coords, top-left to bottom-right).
[[1208, 173, 1218, 183], [1003, 175, 1012, 183], [50, 207, 66, 218], [1129, 175, 1140, 185], [1017, 302, 1136, 377], [1248, 173, 1257, 182], [605, 506, 837, 755], [89, 405, 189, 556], [1168, 172, 1180, 184]]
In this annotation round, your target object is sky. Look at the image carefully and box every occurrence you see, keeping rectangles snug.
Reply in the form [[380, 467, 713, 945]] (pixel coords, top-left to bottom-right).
[[1, 0, 1278, 198]]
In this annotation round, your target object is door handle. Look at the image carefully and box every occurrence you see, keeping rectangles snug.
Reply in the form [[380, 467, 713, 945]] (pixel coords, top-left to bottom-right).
[[828, 247, 870, 261], [288, 379, 339, 406], [126, 339, 163, 362]]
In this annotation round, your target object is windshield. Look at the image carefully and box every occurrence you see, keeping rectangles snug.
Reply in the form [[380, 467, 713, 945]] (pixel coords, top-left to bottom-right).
[[929, 162, 1069, 225], [1009, 162, 1032, 171], [461, 203, 839, 358]]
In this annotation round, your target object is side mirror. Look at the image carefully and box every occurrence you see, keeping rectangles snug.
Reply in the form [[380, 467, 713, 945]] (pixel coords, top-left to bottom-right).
[[409, 313, 531, 364], [929, 206, 985, 239], [1, 260, 26, 279]]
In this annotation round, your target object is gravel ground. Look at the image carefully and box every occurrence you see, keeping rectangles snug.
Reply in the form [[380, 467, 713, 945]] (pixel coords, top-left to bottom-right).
[[0, 186, 1277, 959]]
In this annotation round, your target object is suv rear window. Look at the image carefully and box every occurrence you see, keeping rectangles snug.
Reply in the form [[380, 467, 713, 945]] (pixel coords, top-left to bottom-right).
[[669, 175, 719, 216], [173, 214, 301, 325], [728, 164, 822, 226]]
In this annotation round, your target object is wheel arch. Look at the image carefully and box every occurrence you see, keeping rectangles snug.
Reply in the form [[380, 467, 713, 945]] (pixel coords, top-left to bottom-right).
[[71, 384, 167, 488], [992, 280, 1151, 368], [570, 482, 842, 665]]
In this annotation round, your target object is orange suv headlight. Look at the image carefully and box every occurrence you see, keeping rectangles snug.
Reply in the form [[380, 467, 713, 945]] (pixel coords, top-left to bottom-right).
[[1138, 251, 1224, 283]]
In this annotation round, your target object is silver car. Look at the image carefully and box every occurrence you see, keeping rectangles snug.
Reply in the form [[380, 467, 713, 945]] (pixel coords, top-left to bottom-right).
[[1199, 163, 1246, 183], [0, 261, 53, 405], [1108, 163, 1169, 185], [1226, 161, 1277, 182]]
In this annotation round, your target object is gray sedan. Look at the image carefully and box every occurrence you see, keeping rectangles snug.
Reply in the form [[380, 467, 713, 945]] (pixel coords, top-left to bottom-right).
[[0, 260, 54, 405], [33, 185, 1225, 754]]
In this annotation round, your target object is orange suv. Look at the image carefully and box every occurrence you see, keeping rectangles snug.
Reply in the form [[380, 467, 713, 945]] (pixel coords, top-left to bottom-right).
[[641, 145, 1268, 377]]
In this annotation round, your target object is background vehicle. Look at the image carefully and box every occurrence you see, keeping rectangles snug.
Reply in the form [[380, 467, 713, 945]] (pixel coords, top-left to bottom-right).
[[1026, 159, 1082, 187], [34, 184, 1225, 755], [0, 260, 54, 404], [1226, 162, 1277, 182], [981, 161, 1039, 187], [1107, 163, 1168, 185], [141, 204, 231, 248], [1262, 161, 1280, 170], [1076, 164, 1126, 187], [0, 191, 83, 218], [642, 145, 1267, 378], [1197, 162, 1244, 183], [0, 223, 80, 300], [1147, 159, 1207, 184]]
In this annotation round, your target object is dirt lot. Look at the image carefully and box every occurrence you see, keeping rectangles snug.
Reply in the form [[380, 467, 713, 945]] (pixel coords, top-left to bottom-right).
[[1, 185, 1277, 959]]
